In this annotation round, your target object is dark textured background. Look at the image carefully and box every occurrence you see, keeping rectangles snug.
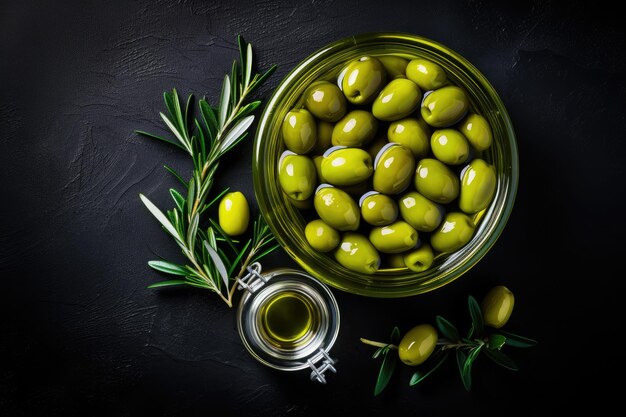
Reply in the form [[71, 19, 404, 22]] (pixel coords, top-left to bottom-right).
[[1, 0, 624, 415]]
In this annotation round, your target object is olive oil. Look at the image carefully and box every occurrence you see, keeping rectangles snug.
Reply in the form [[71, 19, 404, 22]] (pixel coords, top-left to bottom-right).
[[258, 291, 317, 349]]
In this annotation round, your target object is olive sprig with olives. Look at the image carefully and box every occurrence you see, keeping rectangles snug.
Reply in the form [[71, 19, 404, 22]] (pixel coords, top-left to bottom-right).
[[360, 286, 537, 395], [136, 36, 280, 307]]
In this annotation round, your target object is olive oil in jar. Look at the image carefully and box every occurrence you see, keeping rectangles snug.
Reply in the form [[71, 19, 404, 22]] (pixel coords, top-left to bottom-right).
[[258, 290, 318, 349]]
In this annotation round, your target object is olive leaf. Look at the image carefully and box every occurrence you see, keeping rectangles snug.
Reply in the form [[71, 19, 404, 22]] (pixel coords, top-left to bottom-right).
[[467, 295, 484, 337], [436, 315, 460, 341], [148, 260, 188, 276], [409, 351, 449, 386], [483, 348, 518, 371], [456, 349, 467, 385], [488, 334, 507, 350], [497, 330, 538, 348], [374, 349, 397, 396], [461, 345, 483, 391]]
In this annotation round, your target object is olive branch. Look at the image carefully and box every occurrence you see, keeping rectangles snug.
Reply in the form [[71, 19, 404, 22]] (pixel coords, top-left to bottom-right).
[[136, 36, 279, 307]]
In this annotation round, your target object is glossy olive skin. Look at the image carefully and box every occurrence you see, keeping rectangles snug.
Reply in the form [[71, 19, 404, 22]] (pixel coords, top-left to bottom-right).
[[372, 78, 422, 121], [414, 158, 460, 204], [334, 232, 380, 274], [370, 221, 419, 254], [482, 286, 515, 329], [341, 56, 387, 105], [313, 186, 360, 231], [388, 117, 431, 158], [373, 144, 415, 195], [405, 58, 448, 91], [218, 191, 249, 236], [360, 192, 398, 226], [332, 110, 378, 147], [459, 113, 493, 151], [305, 81, 347, 122], [283, 192, 313, 210], [431, 129, 470, 165], [459, 158, 496, 214], [321, 147, 373, 186], [304, 219, 340, 252], [379, 56, 409, 79], [399, 191, 444, 232], [278, 153, 317, 201], [282, 109, 317, 154], [312, 120, 334, 154], [398, 324, 438, 366], [430, 212, 476, 253], [421, 86, 469, 128], [403, 243, 434, 272], [387, 253, 406, 268]]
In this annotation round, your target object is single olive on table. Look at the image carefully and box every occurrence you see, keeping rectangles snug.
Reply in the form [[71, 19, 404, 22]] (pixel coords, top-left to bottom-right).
[[276, 54, 498, 275]]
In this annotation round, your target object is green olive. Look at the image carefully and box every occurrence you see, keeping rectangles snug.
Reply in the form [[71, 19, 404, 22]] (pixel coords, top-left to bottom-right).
[[398, 324, 438, 366], [414, 158, 460, 204], [278, 152, 317, 201], [379, 56, 409, 79], [405, 58, 448, 91], [459, 114, 492, 151], [332, 110, 378, 147], [341, 56, 387, 105], [312, 155, 327, 183], [387, 253, 406, 268], [421, 86, 469, 128], [403, 243, 434, 272], [388, 117, 431, 158], [312, 120, 334, 154], [305, 81, 347, 122], [305, 219, 340, 252], [373, 144, 415, 195], [482, 286, 515, 329], [334, 232, 380, 274], [283, 192, 313, 209], [218, 191, 249, 236], [369, 220, 418, 254], [372, 78, 422, 121], [359, 191, 398, 226], [313, 185, 360, 231], [321, 147, 373, 186], [459, 158, 496, 214], [399, 191, 444, 232], [431, 129, 470, 165], [281, 108, 317, 154], [430, 212, 476, 253]]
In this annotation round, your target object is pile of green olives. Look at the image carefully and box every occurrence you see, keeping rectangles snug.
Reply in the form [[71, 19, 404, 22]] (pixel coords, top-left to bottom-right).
[[278, 55, 497, 274]]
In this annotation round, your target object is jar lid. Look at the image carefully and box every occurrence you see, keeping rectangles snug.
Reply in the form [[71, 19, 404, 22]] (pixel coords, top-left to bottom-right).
[[236, 263, 340, 383]]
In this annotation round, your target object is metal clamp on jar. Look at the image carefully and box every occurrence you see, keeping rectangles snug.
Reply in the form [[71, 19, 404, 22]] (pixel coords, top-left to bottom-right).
[[236, 263, 340, 383]]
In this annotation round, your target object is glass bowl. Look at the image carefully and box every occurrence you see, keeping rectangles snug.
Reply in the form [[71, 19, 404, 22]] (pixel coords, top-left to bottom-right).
[[253, 32, 518, 298]]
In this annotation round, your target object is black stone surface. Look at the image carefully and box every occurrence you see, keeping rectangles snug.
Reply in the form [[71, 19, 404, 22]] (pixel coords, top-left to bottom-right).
[[1, 0, 624, 415]]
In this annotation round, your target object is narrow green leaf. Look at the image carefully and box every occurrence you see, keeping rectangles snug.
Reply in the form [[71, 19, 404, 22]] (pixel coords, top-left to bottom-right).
[[245, 43, 253, 87], [248, 64, 277, 94], [195, 119, 207, 163], [170, 89, 187, 141], [468, 295, 484, 337], [204, 240, 229, 288], [148, 280, 188, 289], [251, 243, 281, 263], [409, 352, 449, 386], [160, 112, 190, 153], [200, 99, 218, 139], [497, 330, 538, 348], [135, 130, 186, 151], [456, 349, 467, 383], [163, 91, 175, 119], [184, 93, 193, 135], [148, 260, 188, 276], [236, 100, 261, 120], [461, 345, 483, 391], [218, 75, 231, 128], [186, 177, 196, 217], [231, 60, 239, 105], [187, 213, 199, 250], [163, 165, 188, 188], [169, 188, 186, 212], [436, 316, 460, 341], [488, 334, 507, 350], [227, 239, 252, 277], [205, 187, 231, 211], [219, 131, 248, 156], [237, 35, 246, 80], [139, 194, 183, 244], [372, 347, 384, 359], [467, 323, 475, 339], [374, 350, 397, 396], [218, 115, 254, 156], [483, 348, 518, 371]]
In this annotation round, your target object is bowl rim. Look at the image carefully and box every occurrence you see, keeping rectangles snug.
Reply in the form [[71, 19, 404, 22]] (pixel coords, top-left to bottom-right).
[[253, 32, 518, 297]]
